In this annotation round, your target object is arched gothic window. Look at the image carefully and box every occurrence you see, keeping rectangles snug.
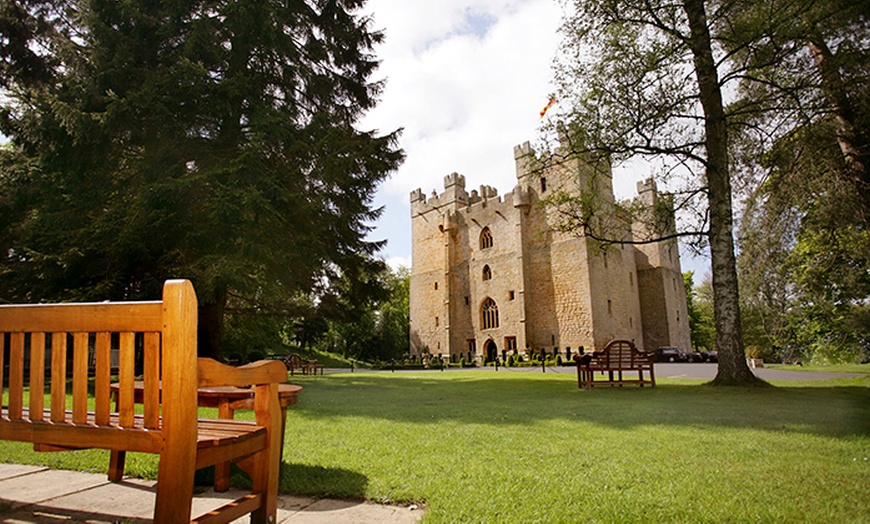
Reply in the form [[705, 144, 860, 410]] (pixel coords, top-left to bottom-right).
[[480, 227, 493, 249], [481, 298, 499, 329], [482, 264, 492, 281]]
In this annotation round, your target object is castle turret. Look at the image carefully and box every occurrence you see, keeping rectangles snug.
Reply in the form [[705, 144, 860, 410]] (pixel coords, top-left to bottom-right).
[[442, 172, 468, 207], [636, 178, 657, 206], [514, 141, 535, 181]]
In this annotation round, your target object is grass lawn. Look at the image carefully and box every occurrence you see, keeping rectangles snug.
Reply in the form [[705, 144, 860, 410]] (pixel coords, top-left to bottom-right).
[[765, 363, 870, 374], [2, 370, 869, 522]]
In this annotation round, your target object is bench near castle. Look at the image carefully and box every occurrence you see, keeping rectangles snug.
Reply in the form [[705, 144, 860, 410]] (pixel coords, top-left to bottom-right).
[[574, 339, 656, 389], [0, 280, 286, 523]]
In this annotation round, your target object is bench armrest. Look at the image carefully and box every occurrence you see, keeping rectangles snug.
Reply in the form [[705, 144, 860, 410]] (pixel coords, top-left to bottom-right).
[[197, 358, 287, 388]]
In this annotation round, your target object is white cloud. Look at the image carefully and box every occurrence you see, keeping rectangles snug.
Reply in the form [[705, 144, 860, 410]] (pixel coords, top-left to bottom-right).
[[361, 1, 563, 263], [360, 0, 711, 277], [384, 255, 411, 271]]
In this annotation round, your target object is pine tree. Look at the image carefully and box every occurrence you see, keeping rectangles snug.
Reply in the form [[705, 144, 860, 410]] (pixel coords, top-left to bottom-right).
[[0, 0, 404, 358]]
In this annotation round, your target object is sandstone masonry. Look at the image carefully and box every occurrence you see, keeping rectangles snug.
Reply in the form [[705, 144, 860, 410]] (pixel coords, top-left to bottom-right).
[[409, 141, 692, 363]]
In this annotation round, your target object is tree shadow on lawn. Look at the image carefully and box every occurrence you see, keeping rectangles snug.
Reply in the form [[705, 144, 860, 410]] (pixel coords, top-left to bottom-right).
[[213, 461, 369, 500], [291, 372, 870, 438]]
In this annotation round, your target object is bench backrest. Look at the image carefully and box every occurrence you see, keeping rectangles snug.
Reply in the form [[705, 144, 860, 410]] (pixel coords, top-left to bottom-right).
[[594, 339, 653, 368], [0, 280, 198, 451]]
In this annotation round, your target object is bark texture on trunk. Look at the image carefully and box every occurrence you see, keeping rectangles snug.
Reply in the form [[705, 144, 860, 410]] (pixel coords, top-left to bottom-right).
[[684, 0, 761, 385], [806, 32, 870, 237], [197, 283, 227, 360]]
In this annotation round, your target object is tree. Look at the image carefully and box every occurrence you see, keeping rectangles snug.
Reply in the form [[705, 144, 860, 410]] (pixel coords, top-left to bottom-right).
[[0, 0, 403, 358], [313, 262, 409, 362], [551, 0, 759, 384], [729, 1, 870, 363], [738, 119, 870, 364], [684, 271, 715, 351], [723, 0, 869, 234], [373, 265, 410, 360]]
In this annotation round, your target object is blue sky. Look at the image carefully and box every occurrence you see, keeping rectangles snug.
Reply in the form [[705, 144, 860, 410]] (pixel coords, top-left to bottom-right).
[[360, 0, 712, 278]]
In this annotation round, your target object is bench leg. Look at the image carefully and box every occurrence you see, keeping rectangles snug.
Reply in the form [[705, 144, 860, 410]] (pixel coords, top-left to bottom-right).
[[213, 400, 235, 492], [108, 450, 125, 482], [154, 449, 196, 523], [249, 384, 281, 524]]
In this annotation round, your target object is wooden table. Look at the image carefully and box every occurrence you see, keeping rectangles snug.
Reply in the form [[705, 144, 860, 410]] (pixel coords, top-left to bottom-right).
[[110, 382, 302, 492]]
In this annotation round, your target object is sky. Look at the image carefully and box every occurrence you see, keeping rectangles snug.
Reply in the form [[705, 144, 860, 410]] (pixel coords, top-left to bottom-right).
[[0, 0, 710, 279], [359, 0, 711, 278]]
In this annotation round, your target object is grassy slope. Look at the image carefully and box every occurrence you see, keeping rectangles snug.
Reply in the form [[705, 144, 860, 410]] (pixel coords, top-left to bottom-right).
[[2, 371, 868, 522]]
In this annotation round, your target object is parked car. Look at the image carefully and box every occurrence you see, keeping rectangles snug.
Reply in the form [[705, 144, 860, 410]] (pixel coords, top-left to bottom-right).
[[655, 347, 689, 362], [697, 350, 717, 363]]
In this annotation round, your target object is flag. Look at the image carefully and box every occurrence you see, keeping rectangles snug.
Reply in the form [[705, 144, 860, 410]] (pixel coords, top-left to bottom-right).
[[539, 96, 557, 118]]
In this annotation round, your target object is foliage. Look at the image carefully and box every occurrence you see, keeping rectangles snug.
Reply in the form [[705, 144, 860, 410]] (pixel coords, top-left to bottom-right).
[[313, 264, 410, 363], [684, 271, 715, 351], [738, 113, 870, 364], [551, 0, 757, 384], [0, 0, 403, 358], [724, 0, 870, 230]]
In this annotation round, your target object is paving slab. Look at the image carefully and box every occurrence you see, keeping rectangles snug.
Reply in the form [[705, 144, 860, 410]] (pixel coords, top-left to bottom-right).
[[0, 464, 424, 523]]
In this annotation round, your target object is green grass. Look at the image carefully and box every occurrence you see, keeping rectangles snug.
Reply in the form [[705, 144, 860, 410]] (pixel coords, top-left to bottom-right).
[[765, 363, 870, 374], [2, 371, 869, 522]]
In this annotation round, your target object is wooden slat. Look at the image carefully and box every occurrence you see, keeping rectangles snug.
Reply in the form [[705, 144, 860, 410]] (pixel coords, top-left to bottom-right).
[[118, 332, 135, 428], [193, 494, 262, 524], [94, 332, 111, 426], [0, 333, 5, 408], [194, 431, 267, 470], [8, 333, 24, 418], [0, 302, 163, 333], [72, 332, 89, 424], [50, 332, 67, 423], [198, 358, 287, 388], [143, 332, 161, 429], [0, 418, 163, 454], [29, 333, 45, 422]]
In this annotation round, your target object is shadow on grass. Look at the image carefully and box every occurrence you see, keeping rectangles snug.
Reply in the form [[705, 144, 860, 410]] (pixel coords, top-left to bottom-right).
[[216, 461, 368, 500], [290, 372, 870, 438]]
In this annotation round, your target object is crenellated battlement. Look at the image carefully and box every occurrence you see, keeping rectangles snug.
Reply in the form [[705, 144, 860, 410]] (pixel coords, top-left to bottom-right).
[[636, 177, 657, 205], [445, 172, 465, 189], [514, 141, 536, 179]]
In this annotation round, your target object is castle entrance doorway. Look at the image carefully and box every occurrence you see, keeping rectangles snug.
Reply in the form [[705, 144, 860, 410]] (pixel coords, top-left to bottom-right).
[[484, 339, 498, 364]]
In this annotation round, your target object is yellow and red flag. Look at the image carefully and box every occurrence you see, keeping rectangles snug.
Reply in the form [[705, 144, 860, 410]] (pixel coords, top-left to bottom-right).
[[539, 96, 557, 118]]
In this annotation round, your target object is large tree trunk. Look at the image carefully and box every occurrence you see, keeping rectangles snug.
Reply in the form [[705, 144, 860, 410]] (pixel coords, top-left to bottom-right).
[[684, 0, 761, 385], [198, 283, 227, 360], [805, 31, 870, 237]]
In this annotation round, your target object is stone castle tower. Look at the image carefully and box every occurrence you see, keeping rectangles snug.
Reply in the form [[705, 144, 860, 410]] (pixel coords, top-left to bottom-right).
[[409, 141, 691, 363]]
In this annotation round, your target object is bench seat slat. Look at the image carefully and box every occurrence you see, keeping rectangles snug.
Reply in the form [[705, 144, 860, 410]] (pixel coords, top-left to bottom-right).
[[1, 408, 267, 455]]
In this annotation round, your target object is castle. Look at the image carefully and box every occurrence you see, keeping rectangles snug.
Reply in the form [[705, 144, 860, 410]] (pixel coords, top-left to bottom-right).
[[408, 140, 691, 363]]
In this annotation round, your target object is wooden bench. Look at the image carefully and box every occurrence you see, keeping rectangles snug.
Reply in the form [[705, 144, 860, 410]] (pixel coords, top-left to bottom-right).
[[574, 339, 656, 389], [285, 353, 322, 376], [0, 279, 286, 523]]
